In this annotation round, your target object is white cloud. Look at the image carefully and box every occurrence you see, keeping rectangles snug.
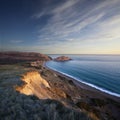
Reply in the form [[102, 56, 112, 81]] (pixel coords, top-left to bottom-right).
[[52, 0, 80, 14]]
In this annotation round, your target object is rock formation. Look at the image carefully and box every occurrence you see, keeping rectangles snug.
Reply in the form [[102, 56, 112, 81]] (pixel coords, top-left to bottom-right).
[[16, 71, 51, 98], [54, 56, 72, 61], [16, 71, 69, 100]]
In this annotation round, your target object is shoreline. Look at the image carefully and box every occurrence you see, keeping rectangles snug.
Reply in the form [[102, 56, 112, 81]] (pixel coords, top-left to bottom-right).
[[44, 62, 120, 102], [1, 52, 120, 120], [1, 62, 120, 120]]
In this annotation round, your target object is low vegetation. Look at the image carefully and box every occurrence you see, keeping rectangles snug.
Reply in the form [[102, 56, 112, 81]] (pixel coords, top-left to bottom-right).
[[0, 57, 120, 120], [0, 64, 91, 120]]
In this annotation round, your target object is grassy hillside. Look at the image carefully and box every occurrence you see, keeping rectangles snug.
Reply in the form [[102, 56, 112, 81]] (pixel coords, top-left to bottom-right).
[[0, 64, 91, 120]]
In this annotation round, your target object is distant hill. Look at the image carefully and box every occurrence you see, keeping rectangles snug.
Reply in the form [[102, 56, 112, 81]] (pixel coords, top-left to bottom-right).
[[0, 51, 52, 64]]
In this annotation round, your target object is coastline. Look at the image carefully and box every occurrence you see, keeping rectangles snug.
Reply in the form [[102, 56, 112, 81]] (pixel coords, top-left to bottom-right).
[[44, 62, 120, 102], [1, 52, 120, 120], [1, 62, 120, 120]]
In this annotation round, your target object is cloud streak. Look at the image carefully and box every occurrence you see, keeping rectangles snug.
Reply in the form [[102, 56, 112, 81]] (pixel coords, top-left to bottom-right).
[[1, 0, 120, 54], [5, 0, 120, 53], [32, 0, 120, 45]]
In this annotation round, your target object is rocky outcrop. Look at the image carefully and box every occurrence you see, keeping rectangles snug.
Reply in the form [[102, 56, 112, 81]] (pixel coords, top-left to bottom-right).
[[16, 71, 51, 98], [54, 56, 72, 61], [16, 71, 69, 100], [0, 51, 52, 64]]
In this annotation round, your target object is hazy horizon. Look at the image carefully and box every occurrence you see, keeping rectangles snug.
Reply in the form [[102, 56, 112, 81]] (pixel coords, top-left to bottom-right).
[[0, 0, 120, 54], [1, 50, 120, 56]]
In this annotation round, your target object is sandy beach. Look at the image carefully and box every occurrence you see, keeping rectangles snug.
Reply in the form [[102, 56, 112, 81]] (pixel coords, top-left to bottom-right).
[[38, 62, 120, 120], [44, 63, 120, 102]]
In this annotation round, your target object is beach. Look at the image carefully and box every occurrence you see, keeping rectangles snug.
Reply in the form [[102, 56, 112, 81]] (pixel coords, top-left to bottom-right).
[[40, 62, 120, 119], [44, 62, 120, 102]]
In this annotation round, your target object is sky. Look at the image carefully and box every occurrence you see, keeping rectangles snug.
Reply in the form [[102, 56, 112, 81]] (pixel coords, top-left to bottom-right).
[[0, 0, 120, 54]]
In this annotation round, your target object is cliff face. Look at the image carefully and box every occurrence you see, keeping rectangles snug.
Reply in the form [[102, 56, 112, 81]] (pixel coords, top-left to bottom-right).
[[16, 71, 68, 100], [16, 71, 51, 99], [0, 52, 52, 64], [54, 56, 71, 61], [15, 68, 120, 120], [0, 65, 91, 120]]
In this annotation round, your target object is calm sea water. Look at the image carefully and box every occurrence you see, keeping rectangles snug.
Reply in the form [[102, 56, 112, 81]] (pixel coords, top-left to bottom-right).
[[46, 55, 120, 97]]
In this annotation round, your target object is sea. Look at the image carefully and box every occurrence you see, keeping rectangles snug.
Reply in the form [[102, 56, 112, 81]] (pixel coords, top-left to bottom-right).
[[46, 54, 120, 97]]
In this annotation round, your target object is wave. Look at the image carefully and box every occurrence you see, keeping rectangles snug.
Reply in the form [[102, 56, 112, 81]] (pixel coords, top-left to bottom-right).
[[45, 63, 120, 98]]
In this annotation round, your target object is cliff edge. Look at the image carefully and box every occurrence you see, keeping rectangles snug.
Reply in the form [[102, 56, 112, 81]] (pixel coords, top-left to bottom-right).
[[16, 71, 69, 100]]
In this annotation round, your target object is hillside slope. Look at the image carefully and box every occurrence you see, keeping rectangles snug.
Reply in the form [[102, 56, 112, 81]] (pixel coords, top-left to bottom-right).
[[0, 64, 91, 120], [0, 51, 52, 64]]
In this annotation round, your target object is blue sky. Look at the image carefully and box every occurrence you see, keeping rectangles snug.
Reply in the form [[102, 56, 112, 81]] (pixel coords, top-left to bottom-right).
[[0, 0, 120, 54]]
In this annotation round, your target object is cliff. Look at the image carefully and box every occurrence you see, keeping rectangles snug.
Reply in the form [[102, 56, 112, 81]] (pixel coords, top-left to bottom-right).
[[15, 66, 120, 120], [16, 71, 70, 100], [54, 56, 72, 61], [0, 65, 90, 120], [0, 51, 52, 64], [16, 71, 51, 98], [1, 57, 120, 120]]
